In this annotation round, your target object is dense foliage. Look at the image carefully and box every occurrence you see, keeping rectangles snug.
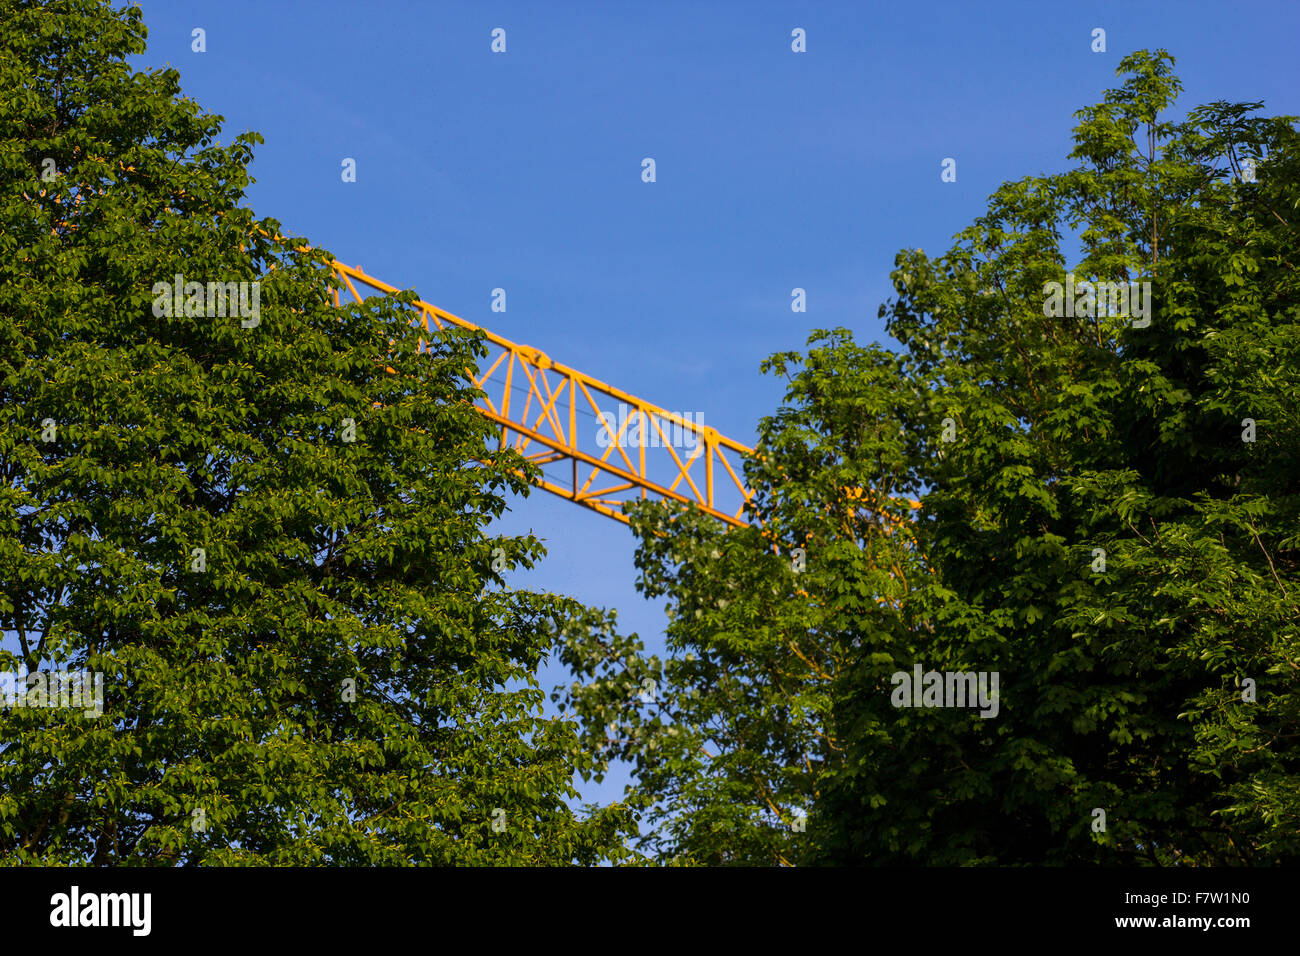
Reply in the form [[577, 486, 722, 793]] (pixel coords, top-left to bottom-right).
[[558, 51, 1300, 865], [0, 0, 635, 864]]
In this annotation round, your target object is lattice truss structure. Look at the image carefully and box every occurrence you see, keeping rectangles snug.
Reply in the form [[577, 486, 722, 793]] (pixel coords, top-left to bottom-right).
[[329, 261, 754, 527], [32, 186, 896, 534]]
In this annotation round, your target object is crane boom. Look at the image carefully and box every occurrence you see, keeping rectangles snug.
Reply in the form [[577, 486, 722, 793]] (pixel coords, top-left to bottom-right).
[[330, 260, 755, 527]]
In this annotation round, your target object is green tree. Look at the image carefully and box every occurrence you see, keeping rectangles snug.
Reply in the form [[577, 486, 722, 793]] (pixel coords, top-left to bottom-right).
[[0, 0, 635, 865], [558, 50, 1300, 865]]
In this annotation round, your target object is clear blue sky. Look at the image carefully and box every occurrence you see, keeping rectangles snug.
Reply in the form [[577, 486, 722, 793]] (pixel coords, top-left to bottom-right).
[[128, 0, 1300, 816]]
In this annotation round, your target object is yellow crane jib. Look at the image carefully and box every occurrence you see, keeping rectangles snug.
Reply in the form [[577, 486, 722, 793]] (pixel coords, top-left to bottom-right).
[[328, 260, 755, 528]]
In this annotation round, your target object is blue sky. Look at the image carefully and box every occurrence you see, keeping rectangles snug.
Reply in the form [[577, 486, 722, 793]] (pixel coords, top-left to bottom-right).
[[128, 0, 1300, 816]]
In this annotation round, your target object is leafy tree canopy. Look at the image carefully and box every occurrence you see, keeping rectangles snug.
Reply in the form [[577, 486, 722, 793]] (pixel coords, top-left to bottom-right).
[[557, 50, 1300, 866], [0, 0, 636, 865]]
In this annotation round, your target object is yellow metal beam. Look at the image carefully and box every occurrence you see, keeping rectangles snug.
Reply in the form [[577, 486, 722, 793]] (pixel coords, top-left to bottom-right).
[[330, 261, 756, 527], [38, 194, 914, 534]]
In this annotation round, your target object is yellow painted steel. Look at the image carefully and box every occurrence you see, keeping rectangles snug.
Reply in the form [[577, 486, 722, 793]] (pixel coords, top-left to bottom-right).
[[329, 260, 755, 527], [35, 187, 917, 534]]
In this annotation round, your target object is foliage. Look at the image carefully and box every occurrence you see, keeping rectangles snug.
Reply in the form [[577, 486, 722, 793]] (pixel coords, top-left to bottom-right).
[[557, 50, 1300, 865], [0, 0, 636, 865]]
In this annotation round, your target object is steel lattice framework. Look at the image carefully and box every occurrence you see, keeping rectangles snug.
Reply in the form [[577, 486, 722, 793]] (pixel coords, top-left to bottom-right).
[[36, 188, 909, 534], [329, 261, 754, 527]]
